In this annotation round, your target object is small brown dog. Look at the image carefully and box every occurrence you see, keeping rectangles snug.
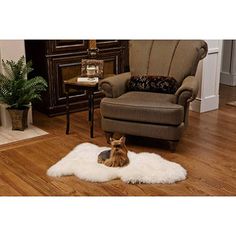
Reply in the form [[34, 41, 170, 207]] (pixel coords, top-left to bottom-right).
[[97, 136, 129, 167]]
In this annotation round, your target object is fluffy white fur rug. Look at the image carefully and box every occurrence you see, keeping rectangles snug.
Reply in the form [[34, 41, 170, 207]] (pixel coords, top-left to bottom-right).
[[47, 143, 187, 184]]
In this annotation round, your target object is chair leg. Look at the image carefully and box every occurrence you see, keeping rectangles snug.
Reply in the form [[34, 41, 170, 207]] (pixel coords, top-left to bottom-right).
[[104, 132, 113, 144], [168, 140, 179, 152]]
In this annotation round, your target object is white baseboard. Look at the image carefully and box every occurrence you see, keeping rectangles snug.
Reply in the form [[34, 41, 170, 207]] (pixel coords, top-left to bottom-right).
[[220, 72, 236, 86], [190, 95, 219, 113]]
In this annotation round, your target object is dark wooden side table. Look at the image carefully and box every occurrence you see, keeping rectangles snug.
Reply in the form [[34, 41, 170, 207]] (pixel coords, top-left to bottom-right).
[[64, 77, 98, 138]]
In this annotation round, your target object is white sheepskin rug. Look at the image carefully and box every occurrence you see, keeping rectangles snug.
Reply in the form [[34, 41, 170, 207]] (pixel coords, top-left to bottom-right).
[[47, 143, 187, 184]]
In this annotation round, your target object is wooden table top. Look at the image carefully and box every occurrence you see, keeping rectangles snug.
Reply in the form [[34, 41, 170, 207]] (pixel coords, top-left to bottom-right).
[[64, 77, 99, 88]]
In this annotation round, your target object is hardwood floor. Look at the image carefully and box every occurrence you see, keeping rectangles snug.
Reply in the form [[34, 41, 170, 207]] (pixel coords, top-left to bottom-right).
[[0, 85, 236, 196]]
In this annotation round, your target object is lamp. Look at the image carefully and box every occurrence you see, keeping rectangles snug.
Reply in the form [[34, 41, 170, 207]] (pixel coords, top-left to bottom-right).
[[88, 40, 99, 58]]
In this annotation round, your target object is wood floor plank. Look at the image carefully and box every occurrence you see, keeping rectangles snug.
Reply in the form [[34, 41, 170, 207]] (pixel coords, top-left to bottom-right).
[[0, 173, 22, 196], [0, 160, 42, 196], [0, 151, 72, 196]]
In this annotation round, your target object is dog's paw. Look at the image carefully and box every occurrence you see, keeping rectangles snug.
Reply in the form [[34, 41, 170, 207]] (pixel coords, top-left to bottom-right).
[[104, 159, 113, 167]]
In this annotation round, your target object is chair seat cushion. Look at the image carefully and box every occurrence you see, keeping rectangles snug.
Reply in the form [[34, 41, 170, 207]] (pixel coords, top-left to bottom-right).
[[100, 92, 184, 125]]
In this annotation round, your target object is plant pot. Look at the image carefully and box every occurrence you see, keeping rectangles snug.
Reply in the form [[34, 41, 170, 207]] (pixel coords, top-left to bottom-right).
[[7, 107, 29, 131]]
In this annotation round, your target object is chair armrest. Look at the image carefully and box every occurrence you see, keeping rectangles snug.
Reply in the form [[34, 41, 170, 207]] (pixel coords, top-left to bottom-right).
[[99, 72, 131, 98], [175, 76, 199, 104]]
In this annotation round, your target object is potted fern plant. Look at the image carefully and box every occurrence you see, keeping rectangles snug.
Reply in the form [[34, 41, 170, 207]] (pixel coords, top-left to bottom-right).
[[0, 56, 47, 131]]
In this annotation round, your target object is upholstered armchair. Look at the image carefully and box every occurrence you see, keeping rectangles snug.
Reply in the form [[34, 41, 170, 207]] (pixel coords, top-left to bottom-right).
[[99, 40, 208, 150]]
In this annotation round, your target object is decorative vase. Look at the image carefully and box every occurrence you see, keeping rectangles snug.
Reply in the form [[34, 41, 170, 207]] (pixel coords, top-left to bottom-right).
[[7, 107, 29, 131]]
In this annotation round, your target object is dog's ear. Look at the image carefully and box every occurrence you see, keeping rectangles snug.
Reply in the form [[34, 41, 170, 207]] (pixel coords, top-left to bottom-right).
[[110, 137, 114, 143], [119, 136, 126, 143]]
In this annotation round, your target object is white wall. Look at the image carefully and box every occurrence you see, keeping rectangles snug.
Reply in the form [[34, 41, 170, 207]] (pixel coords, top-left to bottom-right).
[[191, 40, 223, 113]]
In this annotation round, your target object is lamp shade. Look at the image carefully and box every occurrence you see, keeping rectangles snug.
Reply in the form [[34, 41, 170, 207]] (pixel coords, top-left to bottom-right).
[[89, 40, 96, 49]]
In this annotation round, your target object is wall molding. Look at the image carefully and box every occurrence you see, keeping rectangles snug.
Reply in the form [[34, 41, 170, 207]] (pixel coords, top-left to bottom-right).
[[190, 40, 223, 113], [190, 95, 219, 113], [208, 48, 220, 54]]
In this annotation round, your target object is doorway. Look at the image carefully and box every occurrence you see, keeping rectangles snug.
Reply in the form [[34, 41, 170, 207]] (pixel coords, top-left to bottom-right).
[[219, 40, 236, 108]]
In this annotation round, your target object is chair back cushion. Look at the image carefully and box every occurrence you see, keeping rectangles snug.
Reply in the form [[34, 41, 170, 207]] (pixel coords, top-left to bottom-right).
[[129, 40, 208, 84]]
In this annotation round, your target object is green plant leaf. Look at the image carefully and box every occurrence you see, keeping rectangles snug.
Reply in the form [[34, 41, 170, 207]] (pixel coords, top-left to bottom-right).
[[0, 56, 47, 109]]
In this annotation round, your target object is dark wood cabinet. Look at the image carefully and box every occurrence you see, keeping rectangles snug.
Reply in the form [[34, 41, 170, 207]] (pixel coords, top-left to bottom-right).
[[47, 40, 89, 54], [25, 40, 129, 116]]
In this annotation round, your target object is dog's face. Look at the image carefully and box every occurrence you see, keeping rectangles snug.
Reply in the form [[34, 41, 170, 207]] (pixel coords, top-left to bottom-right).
[[110, 136, 126, 151], [107, 136, 129, 167]]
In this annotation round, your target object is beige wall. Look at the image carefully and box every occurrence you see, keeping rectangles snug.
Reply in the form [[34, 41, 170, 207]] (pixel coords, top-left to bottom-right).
[[0, 40, 25, 72]]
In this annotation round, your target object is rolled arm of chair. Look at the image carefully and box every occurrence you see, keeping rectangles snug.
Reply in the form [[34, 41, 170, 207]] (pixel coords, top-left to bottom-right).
[[175, 76, 199, 105], [99, 72, 131, 98]]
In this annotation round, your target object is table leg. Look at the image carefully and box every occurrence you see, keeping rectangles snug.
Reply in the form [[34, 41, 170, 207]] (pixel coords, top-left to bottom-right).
[[91, 92, 94, 138], [66, 90, 70, 134], [89, 92, 94, 138], [88, 92, 91, 122]]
